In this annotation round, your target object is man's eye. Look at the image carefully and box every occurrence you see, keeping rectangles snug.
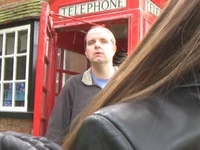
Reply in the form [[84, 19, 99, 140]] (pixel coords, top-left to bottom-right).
[[101, 39, 108, 43], [88, 41, 95, 45]]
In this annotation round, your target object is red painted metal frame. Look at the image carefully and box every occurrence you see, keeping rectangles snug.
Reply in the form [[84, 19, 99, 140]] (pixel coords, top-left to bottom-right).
[[33, 2, 49, 136], [44, 27, 57, 135], [33, 1, 57, 136]]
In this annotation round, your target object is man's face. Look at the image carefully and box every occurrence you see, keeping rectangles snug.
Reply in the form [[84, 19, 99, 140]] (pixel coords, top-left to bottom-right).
[[85, 27, 116, 64]]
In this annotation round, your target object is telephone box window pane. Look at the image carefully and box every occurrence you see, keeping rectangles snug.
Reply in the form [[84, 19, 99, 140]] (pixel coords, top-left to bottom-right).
[[57, 48, 61, 69], [56, 72, 60, 93], [17, 30, 27, 54], [43, 63, 47, 86], [45, 37, 49, 56], [63, 73, 72, 85], [64, 50, 87, 73], [5, 32, 15, 55], [4, 58, 13, 80], [16, 56, 26, 80], [3, 83, 12, 106], [41, 92, 46, 118], [0, 34, 3, 56], [15, 82, 25, 106]]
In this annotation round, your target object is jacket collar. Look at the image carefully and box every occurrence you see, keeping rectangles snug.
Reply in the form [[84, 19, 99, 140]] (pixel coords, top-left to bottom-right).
[[82, 66, 118, 86], [82, 68, 94, 86]]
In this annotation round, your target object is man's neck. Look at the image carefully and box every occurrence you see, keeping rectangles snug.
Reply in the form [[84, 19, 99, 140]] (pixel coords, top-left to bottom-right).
[[91, 64, 115, 79]]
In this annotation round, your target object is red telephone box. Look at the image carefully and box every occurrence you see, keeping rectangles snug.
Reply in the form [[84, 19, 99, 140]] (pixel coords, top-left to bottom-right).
[[33, 0, 167, 136]]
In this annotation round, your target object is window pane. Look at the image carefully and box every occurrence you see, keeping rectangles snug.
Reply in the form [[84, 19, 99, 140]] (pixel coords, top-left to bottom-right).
[[41, 91, 46, 118], [45, 37, 49, 56], [4, 58, 13, 80], [15, 82, 25, 106], [0, 84, 1, 105], [3, 83, 12, 106], [62, 73, 72, 86], [16, 56, 26, 80], [17, 30, 27, 54], [0, 35, 2, 79], [57, 48, 62, 69], [56, 72, 60, 93], [5, 32, 15, 55], [64, 50, 87, 73], [43, 63, 48, 86], [0, 58, 1, 79], [0, 34, 3, 56]]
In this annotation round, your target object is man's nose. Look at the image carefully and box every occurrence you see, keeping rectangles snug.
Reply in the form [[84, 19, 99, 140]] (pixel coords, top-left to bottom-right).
[[94, 40, 101, 49]]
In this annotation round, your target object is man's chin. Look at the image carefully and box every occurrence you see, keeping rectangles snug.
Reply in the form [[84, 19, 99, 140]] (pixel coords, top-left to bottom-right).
[[92, 59, 105, 64]]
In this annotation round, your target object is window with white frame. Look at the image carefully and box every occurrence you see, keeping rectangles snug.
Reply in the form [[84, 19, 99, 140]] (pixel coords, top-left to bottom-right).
[[0, 25, 30, 112]]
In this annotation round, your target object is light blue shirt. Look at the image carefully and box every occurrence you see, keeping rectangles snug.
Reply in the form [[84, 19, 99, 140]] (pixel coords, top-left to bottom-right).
[[91, 70, 110, 89]]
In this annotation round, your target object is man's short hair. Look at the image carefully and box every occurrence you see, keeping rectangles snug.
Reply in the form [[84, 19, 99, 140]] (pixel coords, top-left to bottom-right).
[[84, 26, 116, 48]]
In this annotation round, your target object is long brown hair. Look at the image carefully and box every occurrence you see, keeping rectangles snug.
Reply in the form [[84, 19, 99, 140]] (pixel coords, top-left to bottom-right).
[[63, 0, 200, 149]]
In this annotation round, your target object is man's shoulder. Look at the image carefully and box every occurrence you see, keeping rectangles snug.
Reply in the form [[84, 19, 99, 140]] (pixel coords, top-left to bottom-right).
[[69, 73, 83, 80], [59, 74, 85, 97], [65, 73, 83, 86], [67, 68, 91, 84]]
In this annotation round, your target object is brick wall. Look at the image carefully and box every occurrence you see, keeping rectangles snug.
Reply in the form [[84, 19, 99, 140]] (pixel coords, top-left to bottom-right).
[[0, 118, 33, 134]]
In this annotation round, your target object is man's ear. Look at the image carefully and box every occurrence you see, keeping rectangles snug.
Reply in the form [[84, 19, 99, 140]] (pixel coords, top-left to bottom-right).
[[85, 51, 88, 58], [113, 45, 117, 53]]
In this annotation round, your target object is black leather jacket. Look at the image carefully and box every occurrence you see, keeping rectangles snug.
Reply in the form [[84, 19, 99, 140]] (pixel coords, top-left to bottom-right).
[[0, 74, 200, 150], [74, 74, 200, 150], [0, 131, 63, 150]]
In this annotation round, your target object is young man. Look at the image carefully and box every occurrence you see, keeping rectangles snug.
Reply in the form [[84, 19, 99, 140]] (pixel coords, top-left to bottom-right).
[[45, 26, 117, 144]]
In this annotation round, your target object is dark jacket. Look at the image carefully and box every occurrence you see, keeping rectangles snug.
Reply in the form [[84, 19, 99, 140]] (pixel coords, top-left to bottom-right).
[[74, 73, 200, 150], [45, 68, 102, 144], [45, 66, 118, 144]]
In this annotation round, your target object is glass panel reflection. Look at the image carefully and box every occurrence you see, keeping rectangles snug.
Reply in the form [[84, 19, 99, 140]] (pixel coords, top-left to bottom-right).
[[57, 48, 61, 69], [5, 32, 15, 55], [17, 30, 27, 53], [15, 82, 25, 106], [56, 72, 60, 93], [0, 58, 1, 79], [4, 58, 13, 80], [43, 63, 47, 86], [0, 34, 3, 56], [16, 56, 26, 80], [3, 83, 12, 106], [64, 50, 87, 73], [63, 73, 71, 85]]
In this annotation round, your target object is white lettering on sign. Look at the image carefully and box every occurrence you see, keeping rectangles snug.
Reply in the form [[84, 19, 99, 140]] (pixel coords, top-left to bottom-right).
[[59, 0, 126, 16], [145, 0, 161, 17]]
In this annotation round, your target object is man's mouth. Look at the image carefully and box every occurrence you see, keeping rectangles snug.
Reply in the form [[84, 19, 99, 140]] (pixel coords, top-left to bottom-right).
[[94, 52, 103, 55]]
